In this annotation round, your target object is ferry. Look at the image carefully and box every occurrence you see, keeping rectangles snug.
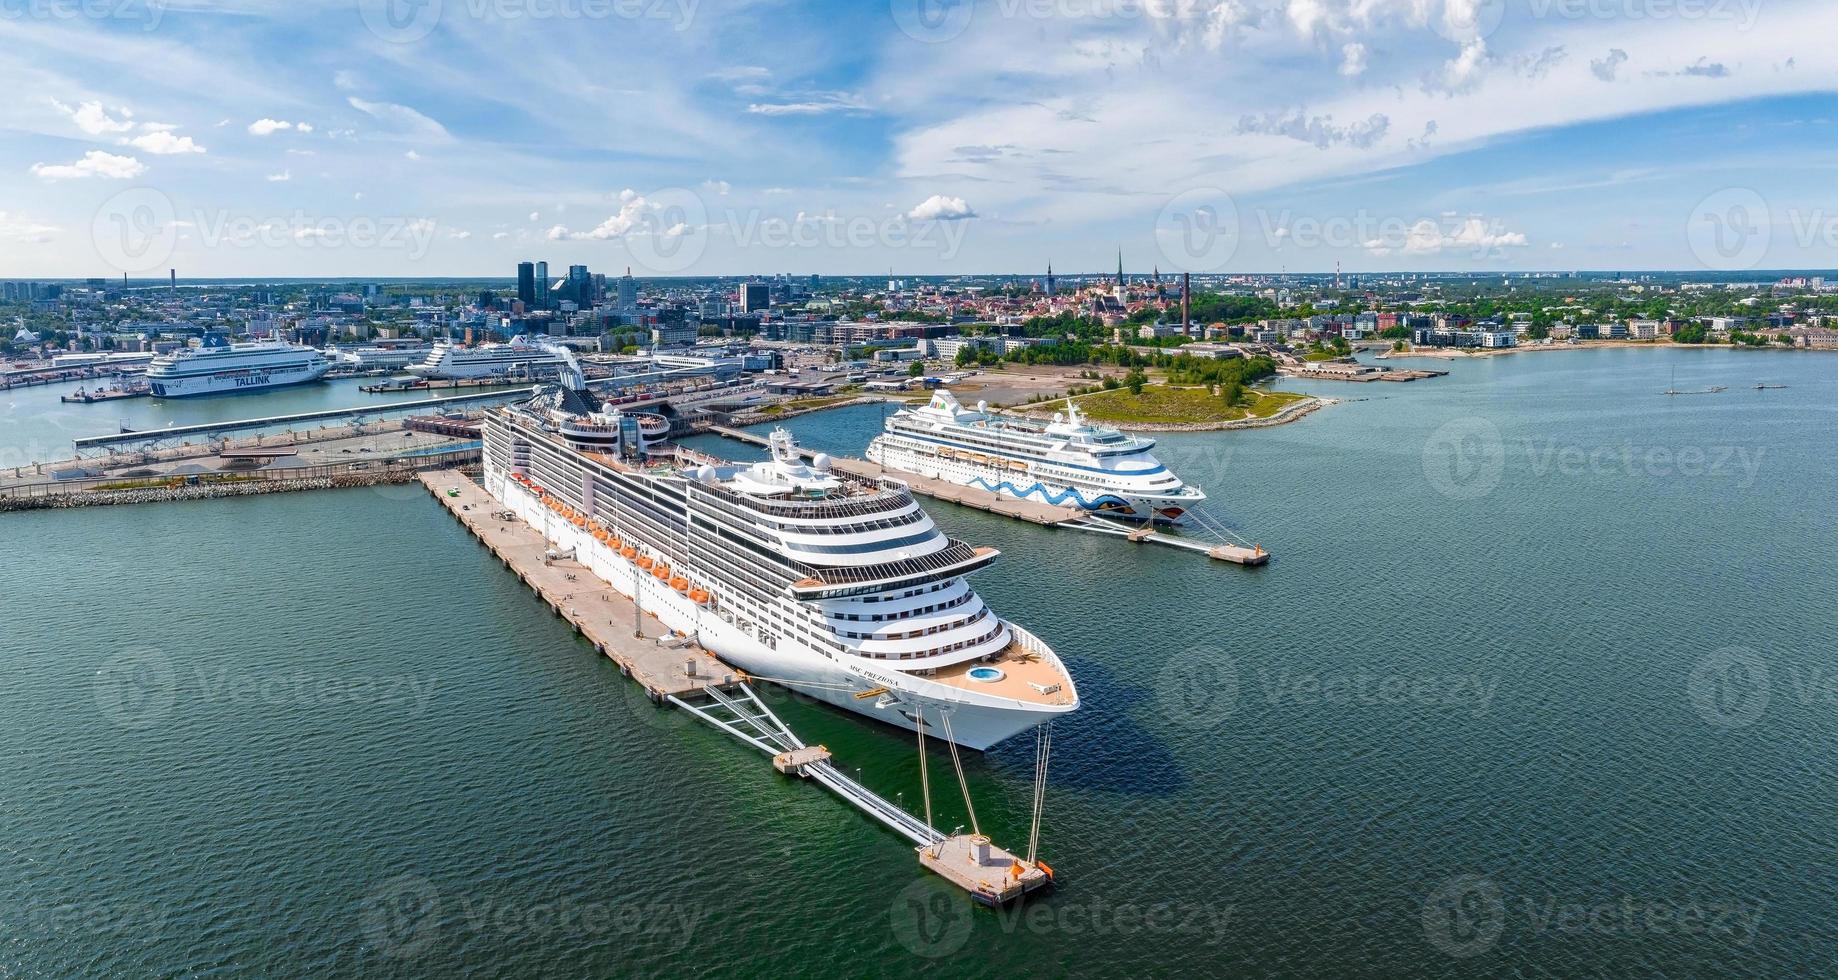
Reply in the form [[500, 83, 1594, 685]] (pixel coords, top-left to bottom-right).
[[866, 390, 1205, 523], [407, 336, 569, 380], [481, 362, 1079, 750], [325, 343, 431, 372], [144, 336, 330, 397]]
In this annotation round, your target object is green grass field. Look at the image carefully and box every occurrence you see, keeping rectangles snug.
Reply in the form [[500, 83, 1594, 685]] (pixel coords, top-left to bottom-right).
[[1068, 385, 1308, 425]]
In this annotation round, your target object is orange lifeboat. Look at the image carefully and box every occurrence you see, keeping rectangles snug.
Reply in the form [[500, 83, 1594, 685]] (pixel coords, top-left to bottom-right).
[[636, 557, 655, 571], [651, 565, 670, 581], [689, 589, 710, 605], [669, 576, 689, 592], [620, 546, 637, 559]]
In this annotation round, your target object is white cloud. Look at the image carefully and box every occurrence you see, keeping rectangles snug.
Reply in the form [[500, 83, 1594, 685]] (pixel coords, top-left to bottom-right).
[[296, 122, 314, 133], [448, 229, 472, 239], [702, 179, 730, 196], [528, 211, 540, 222], [123, 130, 204, 154], [405, 150, 422, 160], [248, 118, 297, 135], [29, 150, 146, 180], [346, 97, 452, 141], [0, 211, 60, 244], [1237, 109, 1391, 149], [492, 231, 510, 240], [266, 169, 291, 182], [746, 92, 870, 116], [1365, 217, 1529, 256], [1340, 43, 1368, 78], [907, 195, 977, 221], [53, 99, 135, 135], [547, 188, 681, 240]]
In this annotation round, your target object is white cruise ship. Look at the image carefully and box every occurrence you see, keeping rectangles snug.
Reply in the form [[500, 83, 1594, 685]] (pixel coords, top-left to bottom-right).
[[325, 343, 430, 372], [145, 336, 330, 397], [482, 377, 1079, 750], [407, 336, 569, 380], [867, 390, 1205, 523]]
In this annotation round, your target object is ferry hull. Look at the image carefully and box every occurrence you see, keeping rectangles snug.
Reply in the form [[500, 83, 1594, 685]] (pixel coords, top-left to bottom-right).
[[492, 476, 1065, 750], [867, 439, 1198, 525], [147, 362, 331, 398]]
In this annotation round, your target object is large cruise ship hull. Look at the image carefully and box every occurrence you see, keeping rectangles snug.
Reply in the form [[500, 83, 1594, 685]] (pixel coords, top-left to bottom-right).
[[489, 474, 1069, 749], [147, 361, 332, 398], [867, 438, 1197, 524]]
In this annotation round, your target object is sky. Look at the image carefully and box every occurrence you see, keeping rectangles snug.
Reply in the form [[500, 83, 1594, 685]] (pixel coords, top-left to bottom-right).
[[2, 0, 1836, 278]]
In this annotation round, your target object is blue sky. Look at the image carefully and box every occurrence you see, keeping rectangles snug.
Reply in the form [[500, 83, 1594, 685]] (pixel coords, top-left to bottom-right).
[[2, 0, 1835, 277]]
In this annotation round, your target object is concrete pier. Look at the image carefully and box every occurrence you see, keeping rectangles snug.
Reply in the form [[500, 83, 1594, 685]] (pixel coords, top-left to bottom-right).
[[418, 470, 727, 697], [920, 834, 1053, 907]]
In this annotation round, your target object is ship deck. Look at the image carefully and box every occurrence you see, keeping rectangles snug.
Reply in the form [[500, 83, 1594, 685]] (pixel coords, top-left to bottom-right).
[[925, 637, 1076, 707]]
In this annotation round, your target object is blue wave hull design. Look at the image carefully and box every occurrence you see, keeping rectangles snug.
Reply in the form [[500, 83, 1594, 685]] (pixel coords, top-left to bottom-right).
[[968, 477, 1133, 512]]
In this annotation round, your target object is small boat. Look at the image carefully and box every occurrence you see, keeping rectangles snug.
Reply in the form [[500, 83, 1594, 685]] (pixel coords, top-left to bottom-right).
[[1755, 383, 1788, 390]]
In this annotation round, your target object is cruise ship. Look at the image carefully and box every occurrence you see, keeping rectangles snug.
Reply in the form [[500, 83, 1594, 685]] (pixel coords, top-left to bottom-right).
[[144, 336, 330, 397], [325, 343, 431, 372], [481, 372, 1079, 750], [407, 336, 569, 380], [866, 390, 1205, 523]]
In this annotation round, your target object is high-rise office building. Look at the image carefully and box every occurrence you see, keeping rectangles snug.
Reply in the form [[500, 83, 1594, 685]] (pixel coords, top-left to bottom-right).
[[618, 267, 637, 309], [516, 261, 535, 306], [567, 265, 591, 305], [534, 261, 550, 309], [739, 281, 769, 313]]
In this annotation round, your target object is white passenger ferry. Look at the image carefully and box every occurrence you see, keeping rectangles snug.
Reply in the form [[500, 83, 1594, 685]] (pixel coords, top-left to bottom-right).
[[482, 371, 1079, 750], [866, 390, 1205, 523], [144, 336, 330, 397], [407, 336, 569, 380]]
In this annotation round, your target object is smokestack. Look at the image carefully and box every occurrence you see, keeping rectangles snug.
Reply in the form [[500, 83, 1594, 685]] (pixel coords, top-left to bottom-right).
[[1181, 272, 1190, 333], [169, 268, 176, 292]]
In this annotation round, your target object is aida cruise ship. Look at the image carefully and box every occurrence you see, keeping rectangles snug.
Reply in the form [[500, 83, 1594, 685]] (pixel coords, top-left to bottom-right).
[[867, 390, 1206, 523], [144, 336, 330, 397], [481, 379, 1079, 750]]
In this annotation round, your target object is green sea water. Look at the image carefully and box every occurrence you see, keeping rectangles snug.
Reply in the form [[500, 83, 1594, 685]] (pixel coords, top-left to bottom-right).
[[2, 347, 1835, 976]]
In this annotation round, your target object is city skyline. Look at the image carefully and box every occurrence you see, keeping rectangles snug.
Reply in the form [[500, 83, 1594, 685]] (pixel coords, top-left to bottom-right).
[[4, 0, 1835, 277]]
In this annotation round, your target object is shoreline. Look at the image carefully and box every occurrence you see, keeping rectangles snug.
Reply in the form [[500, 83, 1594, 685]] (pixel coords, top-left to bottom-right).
[[1008, 393, 1332, 432], [1373, 340, 1830, 360]]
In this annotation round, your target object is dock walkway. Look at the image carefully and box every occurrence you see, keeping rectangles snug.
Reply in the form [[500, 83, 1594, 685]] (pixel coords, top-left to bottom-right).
[[419, 470, 724, 697]]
